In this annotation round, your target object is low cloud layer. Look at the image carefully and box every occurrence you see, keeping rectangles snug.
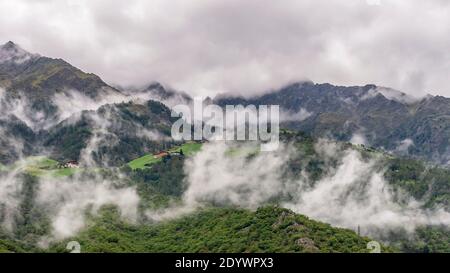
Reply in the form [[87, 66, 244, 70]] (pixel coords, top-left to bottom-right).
[[37, 174, 139, 241], [0, 157, 140, 244], [283, 144, 450, 235], [0, 86, 158, 131], [0, 0, 449, 97], [183, 142, 290, 207], [53, 90, 154, 125], [170, 140, 450, 238]]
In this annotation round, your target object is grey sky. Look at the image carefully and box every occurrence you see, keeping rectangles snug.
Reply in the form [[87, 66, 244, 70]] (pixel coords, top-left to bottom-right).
[[0, 0, 449, 97]]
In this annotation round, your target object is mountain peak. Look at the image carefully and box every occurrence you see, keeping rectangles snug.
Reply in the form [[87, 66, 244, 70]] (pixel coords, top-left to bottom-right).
[[146, 82, 165, 91], [2, 41, 17, 49], [1, 41, 24, 52], [0, 41, 38, 64]]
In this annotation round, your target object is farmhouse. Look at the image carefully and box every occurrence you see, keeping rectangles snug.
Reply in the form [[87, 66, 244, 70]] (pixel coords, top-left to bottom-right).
[[153, 149, 185, 159], [60, 160, 80, 168], [153, 151, 169, 159]]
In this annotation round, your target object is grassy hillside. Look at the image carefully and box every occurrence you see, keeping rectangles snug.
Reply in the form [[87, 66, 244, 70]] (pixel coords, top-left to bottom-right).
[[0, 156, 78, 177], [128, 142, 202, 170]]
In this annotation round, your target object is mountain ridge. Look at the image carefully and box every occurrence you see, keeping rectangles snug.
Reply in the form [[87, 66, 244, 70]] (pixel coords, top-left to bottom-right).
[[214, 82, 450, 165], [2, 41, 450, 165]]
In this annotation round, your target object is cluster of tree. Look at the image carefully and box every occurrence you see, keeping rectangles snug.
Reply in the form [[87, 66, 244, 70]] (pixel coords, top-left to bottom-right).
[[48, 206, 385, 253], [130, 155, 186, 198]]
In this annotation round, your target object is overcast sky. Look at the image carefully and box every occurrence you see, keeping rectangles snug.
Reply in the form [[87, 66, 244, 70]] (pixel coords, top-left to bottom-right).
[[0, 0, 449, 97]]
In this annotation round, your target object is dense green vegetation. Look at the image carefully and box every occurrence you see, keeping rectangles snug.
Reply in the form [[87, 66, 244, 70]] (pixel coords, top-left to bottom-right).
[[0, 234, 31, 253], [49, 206, 388, 253], [43, 119, 92, 161], [385, 158, 450, 208], [133, 157, 186, 197], [402, 226, 450, 253], [0, 117, 36, 165]]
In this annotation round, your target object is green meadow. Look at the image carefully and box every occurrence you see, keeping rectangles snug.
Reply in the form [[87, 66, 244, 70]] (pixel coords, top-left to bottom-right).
[[128, 142, 202, 170]]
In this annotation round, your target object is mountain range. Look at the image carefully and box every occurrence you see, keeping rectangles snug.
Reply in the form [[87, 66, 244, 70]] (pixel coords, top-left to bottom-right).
[[216, 82, 450, 165], [2, 41, 450, 166], [1, 41, 450, 253]]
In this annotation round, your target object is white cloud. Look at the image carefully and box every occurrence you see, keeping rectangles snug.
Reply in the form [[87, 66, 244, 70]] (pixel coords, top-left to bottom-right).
[[0, 163, 25, 231], [36, 175, 139, 241], [280, 108, 312, 122], [182, 142, 290, 208], [396, 138, 414, 153], [360, 87, 419, 104], [350, 133, 368, 146], [284, 149, 450, 235], [0, 0, 449, 97]]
